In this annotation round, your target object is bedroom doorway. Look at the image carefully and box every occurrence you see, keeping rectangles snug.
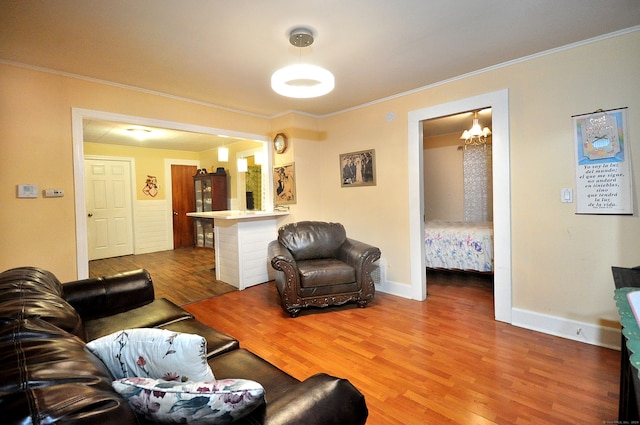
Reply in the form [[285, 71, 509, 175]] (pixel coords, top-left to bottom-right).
[[408, 89, 512, 323], [422, 109, 494, 276]]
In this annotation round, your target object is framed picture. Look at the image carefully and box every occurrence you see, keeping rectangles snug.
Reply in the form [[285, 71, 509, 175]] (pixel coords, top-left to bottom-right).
[[340, 149, 376, 187], [273, 162, 296, 205], [573, 107, 632, 214]]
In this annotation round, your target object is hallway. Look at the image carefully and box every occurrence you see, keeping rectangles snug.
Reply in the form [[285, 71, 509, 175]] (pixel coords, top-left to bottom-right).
[[89, 247, 236, 305]]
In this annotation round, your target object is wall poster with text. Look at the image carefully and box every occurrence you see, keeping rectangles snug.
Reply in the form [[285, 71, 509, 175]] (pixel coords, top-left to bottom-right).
[[573, 107, 632, 214]]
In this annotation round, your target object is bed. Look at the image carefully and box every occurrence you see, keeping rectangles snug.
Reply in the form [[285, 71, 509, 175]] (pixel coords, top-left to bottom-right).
[[424, 221, 494, 272]]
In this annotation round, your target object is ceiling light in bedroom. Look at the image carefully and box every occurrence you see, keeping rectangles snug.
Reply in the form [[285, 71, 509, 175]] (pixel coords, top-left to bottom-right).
[[460, 111, 491, 147], [271, 28, 334, 98]]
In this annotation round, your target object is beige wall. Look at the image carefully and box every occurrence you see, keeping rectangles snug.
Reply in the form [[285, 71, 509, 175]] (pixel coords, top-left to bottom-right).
[[0, 64, 270, 281], [1, 30, 639, 331], [423, 133, 464, 220], [313, 31, 640, 328], [84, 142, 199, 201]]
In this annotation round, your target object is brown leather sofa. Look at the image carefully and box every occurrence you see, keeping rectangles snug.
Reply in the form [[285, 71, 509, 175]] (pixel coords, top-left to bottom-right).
[[0, 266, 368, 424], [268, 221, 381, 317]]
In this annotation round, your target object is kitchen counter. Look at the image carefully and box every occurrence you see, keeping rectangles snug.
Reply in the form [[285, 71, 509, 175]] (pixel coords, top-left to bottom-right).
[[187, 210, 289, 289], [187, 210, 290, 220]]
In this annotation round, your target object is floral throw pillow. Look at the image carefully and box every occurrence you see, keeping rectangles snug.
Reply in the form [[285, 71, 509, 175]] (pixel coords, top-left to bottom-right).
[[112, 377, 265, 424], [86, 328, 214, 382]]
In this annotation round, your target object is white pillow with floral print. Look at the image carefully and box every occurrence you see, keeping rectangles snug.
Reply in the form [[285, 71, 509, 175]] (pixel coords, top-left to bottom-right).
[[112, 377, 265, 424], [87, 328, 214, 382]]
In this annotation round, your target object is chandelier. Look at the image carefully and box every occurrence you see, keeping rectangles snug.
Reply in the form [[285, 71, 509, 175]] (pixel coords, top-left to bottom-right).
[[460, 111, 491, 147], [271, 28, 334, 98]]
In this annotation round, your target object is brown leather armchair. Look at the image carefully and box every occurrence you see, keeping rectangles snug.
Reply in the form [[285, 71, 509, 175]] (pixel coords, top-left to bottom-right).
[[268, 221, 381, 317]]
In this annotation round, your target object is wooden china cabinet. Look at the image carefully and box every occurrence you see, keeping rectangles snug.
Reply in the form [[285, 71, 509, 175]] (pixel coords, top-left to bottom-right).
[[193, 171, 227, 248]]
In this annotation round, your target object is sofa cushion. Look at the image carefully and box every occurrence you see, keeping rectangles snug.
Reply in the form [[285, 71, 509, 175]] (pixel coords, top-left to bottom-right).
[[87, 328, 215, 382], [63, 269, 155, 320], [208, 348, 299, 403], [298, 258, 356, 287], [160, 318, 240, 358], [278, 221, 347, 261], [0, 267, 84, 338], [84, 298, 193, 341], [0, 266, 64, 296], [0, 317, 137, 424], [112, 377, 264, 424]]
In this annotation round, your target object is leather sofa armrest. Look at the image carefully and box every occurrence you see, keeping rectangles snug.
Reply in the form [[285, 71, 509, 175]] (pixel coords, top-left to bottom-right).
[[268, 240, 297, 270], [62, 269, 155, 320], [264, 373, 368, 425]]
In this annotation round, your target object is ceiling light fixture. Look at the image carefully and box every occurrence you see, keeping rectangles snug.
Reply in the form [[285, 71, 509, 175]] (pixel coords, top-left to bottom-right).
[[271, 28, 334, 98], [218, 146, 229, 162], [126, 128, 152, 141], [460, 111, 491, 147], [237, 158, 248, 173]]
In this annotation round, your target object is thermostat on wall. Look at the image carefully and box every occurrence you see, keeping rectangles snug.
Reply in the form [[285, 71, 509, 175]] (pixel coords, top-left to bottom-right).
[[17, 184, 38, 198]]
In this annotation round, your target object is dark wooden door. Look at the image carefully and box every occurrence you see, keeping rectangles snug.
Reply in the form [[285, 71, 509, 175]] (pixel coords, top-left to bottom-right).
[[171, 165, 197, 249]]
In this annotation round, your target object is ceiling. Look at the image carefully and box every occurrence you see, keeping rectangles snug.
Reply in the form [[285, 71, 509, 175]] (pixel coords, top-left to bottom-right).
[[2, 0, 639, 120], [82, 119, 259, 152]]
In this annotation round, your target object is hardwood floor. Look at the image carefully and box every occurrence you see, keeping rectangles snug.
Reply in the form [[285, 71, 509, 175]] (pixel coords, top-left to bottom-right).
[[89, 247, 236, 305], [184, 270, 620, 425]]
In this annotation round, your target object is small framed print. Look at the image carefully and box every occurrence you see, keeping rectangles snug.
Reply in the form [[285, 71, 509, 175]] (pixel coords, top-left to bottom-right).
[[273, 162, 296, 205], [340, 149, 376, 187]]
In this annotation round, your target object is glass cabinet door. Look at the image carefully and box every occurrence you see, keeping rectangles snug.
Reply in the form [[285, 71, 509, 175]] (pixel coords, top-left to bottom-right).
[[202, 179, 212, 212], [195, 180, 203, 212], [193, 173, 227, 249]]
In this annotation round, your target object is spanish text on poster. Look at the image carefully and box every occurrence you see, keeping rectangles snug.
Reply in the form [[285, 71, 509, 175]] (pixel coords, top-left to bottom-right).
[[573, 108, 632, 214]]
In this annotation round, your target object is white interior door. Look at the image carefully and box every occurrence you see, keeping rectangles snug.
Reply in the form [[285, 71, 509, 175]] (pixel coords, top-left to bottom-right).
[[85, 158, 134, 260]]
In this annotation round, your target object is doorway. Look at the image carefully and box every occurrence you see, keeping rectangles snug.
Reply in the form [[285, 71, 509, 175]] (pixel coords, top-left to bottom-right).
[[408, 89, 512, 323], [72, 108, 270, 279]]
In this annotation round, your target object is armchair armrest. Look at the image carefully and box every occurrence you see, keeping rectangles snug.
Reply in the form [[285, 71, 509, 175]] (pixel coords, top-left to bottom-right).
[[268, 240, 297, 270], [265, 373, 368, 425], [338, 238, 381, 277], [62, 269, 154, 320]]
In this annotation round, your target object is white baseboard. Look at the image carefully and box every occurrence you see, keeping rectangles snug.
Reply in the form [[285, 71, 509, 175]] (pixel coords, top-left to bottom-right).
[[375, 279, 413, 299], [511, 307, 620, 350], [374, 283, 621, 349]]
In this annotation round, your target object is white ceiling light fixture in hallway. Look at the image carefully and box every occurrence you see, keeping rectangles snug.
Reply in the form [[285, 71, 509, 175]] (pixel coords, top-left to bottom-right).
[[271, 27, 335, 98]]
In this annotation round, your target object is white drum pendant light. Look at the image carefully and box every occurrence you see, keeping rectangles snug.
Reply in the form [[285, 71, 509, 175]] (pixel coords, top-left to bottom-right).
[[271, 28, 334, 98]]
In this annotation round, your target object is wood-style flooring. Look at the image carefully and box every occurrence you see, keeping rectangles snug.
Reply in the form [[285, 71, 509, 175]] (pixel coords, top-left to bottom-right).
[[185, 270, 620, 425], [91, 251, 620, 424], [89, 248, 236, 305]]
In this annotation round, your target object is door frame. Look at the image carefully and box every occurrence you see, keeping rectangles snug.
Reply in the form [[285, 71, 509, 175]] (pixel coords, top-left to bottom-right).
[[407, 89, 512, 323], [235, 146, 268, 210], [72, 108, 269, 279]]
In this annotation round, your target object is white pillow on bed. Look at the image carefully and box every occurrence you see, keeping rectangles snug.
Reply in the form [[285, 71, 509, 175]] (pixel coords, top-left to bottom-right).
[[86, 328, 214, 382]]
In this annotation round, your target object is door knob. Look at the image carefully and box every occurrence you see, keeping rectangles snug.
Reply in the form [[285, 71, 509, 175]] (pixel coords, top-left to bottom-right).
[[87, 213, 93, 217], [173, 211, 179, 216]]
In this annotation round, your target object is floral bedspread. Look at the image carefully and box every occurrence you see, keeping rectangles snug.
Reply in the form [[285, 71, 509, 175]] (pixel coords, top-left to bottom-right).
[[425, 221, 494, 272]]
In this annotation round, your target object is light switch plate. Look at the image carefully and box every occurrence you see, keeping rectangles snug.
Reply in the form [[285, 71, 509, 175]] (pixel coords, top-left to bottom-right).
[[17, 184, 38, 198], [561, 188, 573, 203], [44, 188, 64, 198]]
